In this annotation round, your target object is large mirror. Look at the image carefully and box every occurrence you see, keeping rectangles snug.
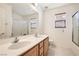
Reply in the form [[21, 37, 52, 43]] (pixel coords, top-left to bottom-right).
[[0, 3, 39, 39], [72, 11, 79, 46], [11, 3, 39, 37]]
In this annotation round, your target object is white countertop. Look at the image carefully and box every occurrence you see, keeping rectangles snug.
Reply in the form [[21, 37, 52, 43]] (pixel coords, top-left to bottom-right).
[[0, 34, 48, 56]]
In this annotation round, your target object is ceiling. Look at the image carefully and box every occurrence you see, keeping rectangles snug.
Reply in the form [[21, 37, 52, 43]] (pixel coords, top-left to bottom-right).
[[8, 3, 69, 16], [9, 3, 36, 16], [39, 3, 69, 10]]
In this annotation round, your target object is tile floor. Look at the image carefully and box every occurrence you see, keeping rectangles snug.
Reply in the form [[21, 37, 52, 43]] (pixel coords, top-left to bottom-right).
[[48, 41, 76, 56]]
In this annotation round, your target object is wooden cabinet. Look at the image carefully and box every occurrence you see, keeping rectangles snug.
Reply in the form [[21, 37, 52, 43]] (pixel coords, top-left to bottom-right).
[[21, 37, 49, 56], [39, 41, 44, 56], [39, 41, 43, 48], [39, 47, 43, 56], [24, 45, 38, 56], [44, 37, 49, 56]]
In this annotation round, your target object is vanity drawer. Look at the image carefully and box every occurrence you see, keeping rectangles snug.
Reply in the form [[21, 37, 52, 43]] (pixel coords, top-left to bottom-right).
[[39, 41, 43, 48]]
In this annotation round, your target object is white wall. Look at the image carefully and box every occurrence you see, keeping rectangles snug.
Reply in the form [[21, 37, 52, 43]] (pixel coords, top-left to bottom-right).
[[12, 13, 28, 37], [0, 4, 12, 38], [43, 4, 79, 55]]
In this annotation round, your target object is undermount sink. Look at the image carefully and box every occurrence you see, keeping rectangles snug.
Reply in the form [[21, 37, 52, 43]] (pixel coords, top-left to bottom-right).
[[8, 41, 31, 49]]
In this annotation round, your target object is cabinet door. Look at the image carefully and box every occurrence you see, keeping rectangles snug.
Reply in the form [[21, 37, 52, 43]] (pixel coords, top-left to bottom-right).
[[39, 41, 44, 56], [39, 47, 43, 56], [44, 37, 49, 56], [24, 45, 38, 56]]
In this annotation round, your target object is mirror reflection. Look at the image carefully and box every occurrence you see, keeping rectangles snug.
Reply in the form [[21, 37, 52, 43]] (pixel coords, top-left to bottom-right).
[[72, 11, 79, 46], [0, 3, 39, 39]]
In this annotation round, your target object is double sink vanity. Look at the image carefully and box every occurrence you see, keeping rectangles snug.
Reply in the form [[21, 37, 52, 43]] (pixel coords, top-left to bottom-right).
[[0, 35, 49, 56]]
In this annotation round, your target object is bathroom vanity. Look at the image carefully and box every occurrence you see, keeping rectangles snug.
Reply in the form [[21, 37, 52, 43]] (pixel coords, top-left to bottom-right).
[[0, 4, 49, 56], [20, 37, 49, 56], [0, 35, 49, 56]]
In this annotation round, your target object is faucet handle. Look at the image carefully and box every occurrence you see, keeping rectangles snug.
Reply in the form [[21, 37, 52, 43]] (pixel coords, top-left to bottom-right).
[[13, 37, 19, 43]]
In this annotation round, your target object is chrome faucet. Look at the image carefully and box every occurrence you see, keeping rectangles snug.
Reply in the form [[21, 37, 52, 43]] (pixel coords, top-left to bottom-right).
[[13, 37, 19, 43]]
